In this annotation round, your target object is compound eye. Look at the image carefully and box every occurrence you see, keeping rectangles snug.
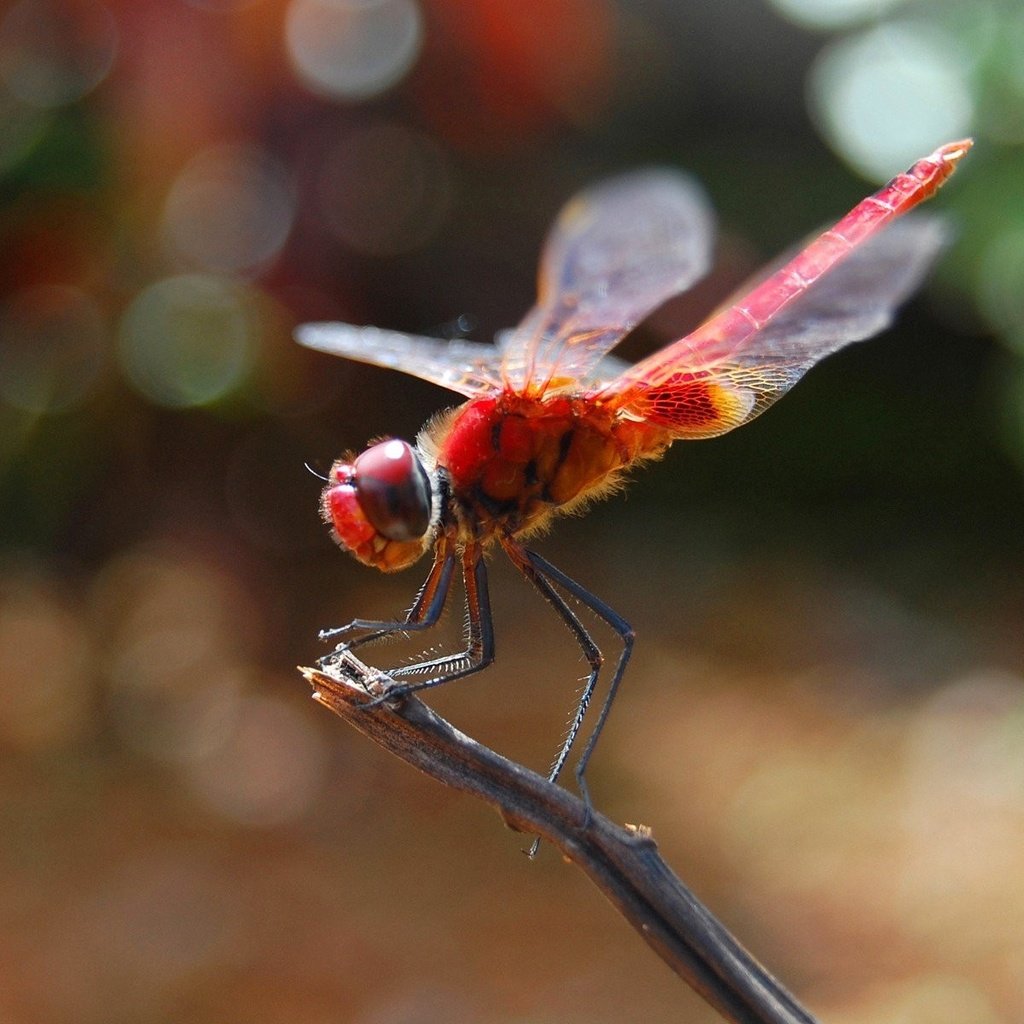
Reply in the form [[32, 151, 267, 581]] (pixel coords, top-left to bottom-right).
[[353, 440, 432, 541]]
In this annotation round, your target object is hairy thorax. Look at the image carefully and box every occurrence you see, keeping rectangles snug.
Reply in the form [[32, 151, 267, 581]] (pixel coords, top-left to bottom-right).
[[431, 391, 671, 543]]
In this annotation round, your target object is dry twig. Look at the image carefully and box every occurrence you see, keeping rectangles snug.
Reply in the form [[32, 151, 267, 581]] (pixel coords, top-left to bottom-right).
[[303, 651, 820, 1024]]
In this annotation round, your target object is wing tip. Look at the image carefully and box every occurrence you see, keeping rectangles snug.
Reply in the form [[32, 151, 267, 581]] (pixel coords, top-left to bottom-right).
[[294, 321, 370, 353], [294, 321, 328, 350]]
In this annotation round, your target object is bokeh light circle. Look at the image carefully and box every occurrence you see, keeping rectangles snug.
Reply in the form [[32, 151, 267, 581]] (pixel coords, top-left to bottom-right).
[[94, 543, 260, 767], [117, 274, 256, 408], [976, 226, 1024, 353], [0, 571, 95, 751], [317, 121, 451, 255], [185, 694, 327, 827], [0, 88, 52, 172], [765, 0, 902, 30], [809, 22, 974, 180], [0, 0, 118, 108], [162, 144, 296, 275], [0, 284, 107, 413], [285, 0, 423, 101]]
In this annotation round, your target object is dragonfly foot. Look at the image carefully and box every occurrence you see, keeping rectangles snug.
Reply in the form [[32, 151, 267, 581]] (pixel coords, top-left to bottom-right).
[[318, 625, 352, 642], [574, 770, 595, 835], [314, 643, 351, 669], [578, 802, 593, 835], [359, 682, 414, 711]]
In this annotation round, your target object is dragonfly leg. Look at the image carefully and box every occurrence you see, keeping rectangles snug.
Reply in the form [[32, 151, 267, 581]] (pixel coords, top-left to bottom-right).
[[501, 535, 613, 857], [500, 536, 602, 786], [319, 542, 456, 657], [362, 540, 495, 702], [514, 545, 635, 814]]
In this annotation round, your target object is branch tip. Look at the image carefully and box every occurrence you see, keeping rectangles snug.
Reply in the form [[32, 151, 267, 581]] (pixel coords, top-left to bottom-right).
[[300, 654, 819, 1024]]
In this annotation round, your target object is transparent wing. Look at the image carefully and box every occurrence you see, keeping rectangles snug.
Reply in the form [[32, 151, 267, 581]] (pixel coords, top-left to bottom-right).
[[295, 323, 504, 398], [501, 169, 714, 393], [601, 217, 949, 439], [607, 141, 967, 396]]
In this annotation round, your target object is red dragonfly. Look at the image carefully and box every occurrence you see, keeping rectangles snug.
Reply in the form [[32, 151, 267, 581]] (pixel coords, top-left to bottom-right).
[[299, 140, 970, 805]]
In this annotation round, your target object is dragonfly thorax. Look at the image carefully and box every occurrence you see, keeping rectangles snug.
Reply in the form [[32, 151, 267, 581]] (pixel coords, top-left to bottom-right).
[[321, 438, 437, 572], [434, 391, 667, 542]]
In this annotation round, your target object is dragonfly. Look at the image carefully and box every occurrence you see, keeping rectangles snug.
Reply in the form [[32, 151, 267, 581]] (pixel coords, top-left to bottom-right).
[[298, 139, 971, 817]]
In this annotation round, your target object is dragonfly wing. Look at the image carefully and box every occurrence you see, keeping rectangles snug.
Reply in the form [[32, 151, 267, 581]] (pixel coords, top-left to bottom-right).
[[608, 142, 968, 395], [296, 322, 503, 397], [501, 170, 714, 391], [603, 217, 949, 439], [725, 217, 949, 368]]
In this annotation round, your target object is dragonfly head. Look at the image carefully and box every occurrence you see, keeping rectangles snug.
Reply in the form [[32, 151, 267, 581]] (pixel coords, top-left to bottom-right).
[[322, 439, 435, 572]]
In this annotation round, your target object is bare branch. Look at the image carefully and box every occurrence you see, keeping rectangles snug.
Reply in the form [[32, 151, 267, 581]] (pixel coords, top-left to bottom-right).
[[303, 651, 820, 1024]]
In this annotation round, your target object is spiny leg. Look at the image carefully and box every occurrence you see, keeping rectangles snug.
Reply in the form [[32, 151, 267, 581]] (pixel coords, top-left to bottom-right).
[[501, 536, 608, 857], [528, 551, 635, 804], [320, 541, 455, 657], [517, 547, 635, 813], [500, 536, 602, 791], [364, 540, 495, 703]]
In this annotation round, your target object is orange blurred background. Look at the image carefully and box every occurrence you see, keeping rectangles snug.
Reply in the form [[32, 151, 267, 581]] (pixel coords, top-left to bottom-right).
[[2, 2, 1023, 1022]]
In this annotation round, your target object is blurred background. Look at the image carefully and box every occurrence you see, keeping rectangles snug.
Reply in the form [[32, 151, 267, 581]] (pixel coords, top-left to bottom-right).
[[1, 0, 1023, 1021]]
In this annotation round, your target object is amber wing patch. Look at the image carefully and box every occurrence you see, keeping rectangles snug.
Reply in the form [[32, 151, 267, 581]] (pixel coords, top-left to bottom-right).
[[619, 371, 758, 439]]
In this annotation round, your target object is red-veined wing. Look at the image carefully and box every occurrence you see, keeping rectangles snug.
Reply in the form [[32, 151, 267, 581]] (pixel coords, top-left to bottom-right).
[[604, 141, 968, 401], [501, 170, 714, 394], [600, 217, 948, 439], [597, 140, 971, 438], [295, 323, 503, 398]]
